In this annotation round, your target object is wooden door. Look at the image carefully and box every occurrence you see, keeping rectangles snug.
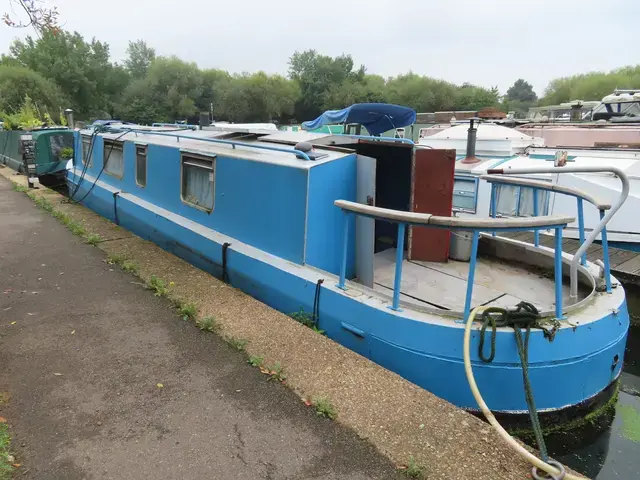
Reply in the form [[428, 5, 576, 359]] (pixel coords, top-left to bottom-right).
[[408, 149, 456, 262]]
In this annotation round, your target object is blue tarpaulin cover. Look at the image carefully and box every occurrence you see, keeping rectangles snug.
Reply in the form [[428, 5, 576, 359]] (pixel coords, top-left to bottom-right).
[[301, 103, 417, 136]]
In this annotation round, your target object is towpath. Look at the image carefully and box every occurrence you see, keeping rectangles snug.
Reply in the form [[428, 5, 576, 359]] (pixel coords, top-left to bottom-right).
[[0, 176, 402, 479]]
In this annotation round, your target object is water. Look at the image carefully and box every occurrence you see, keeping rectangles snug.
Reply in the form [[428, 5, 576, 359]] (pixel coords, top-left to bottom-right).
[[548, 324, 640, 479]]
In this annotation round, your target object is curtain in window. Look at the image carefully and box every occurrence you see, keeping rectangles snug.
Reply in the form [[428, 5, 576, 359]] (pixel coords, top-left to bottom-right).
[[496, 185, 549, 217], [496, 185, 518, 216], [82, 138, 92, 165], [183, 163, 214, 211], [136, 151, 146, 186], [104, 143, 124, 177]]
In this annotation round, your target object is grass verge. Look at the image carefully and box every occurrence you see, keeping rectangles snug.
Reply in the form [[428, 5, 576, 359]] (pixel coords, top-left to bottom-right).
[[0, 423, 13, 480]]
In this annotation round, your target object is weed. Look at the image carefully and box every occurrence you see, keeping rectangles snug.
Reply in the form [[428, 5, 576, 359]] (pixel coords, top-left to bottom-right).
[[228, 337, 248, 351], [66, 220, 86, 236], [311, 396, 336, 420], [122, 260, 139, 275], [248, 355, 264, 367], [290, 308, 325, 335], [85, 233, 101, 246], [0, 423, 13, 480], [148, 275, 168, 296], [178, 302, 197, 321], [267, 362, 286, 382], [290, 309, 316, 328], [402, 456, 426, 479], [196, 316, 218, 332], [34, 195, 54, 212], [106, 253, 127, 265], [12, 183, 27, 193]]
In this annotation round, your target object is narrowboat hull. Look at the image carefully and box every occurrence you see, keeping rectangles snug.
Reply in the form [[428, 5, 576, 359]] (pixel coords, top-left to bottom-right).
[[66, 168, 629, 415]]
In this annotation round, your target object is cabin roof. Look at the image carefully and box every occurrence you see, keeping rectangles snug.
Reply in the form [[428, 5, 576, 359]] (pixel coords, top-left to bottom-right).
[[82, 127, 352, 169]]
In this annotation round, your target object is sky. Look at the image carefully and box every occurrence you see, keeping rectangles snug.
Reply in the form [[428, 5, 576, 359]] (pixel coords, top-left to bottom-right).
[[1, 0, 637, 96]]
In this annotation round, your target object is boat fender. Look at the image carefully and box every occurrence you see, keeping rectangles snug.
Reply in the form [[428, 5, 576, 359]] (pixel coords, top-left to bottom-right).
[[113, 191, 120, 225]]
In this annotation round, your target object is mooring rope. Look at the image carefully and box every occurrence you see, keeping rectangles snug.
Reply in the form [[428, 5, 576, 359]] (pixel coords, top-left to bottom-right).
[[478, 302, 550, 463]]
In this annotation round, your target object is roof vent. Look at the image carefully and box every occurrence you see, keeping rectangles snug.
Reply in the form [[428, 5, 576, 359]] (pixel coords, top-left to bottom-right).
[[461, 118, 481, 164]]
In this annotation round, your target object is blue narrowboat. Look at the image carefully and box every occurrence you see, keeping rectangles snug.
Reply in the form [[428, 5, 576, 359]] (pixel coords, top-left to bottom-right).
[[65, 105, 629, 419]]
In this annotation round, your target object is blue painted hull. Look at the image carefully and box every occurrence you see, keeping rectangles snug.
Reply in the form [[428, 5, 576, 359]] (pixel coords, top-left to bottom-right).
[[67, 171, 629, 414]]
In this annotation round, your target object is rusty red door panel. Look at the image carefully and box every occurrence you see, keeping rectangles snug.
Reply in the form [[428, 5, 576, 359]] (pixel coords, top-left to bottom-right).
[[409, 149, 456, 262]]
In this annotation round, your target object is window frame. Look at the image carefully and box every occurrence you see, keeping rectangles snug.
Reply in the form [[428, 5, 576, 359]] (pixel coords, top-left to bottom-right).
[[103, 139, 125, 179], [494, 184, 551, 218], [135, 143, 147, 188], [452, 175, 479, 214], [81, 135, 93, 167], [180, 151, 216, 213]]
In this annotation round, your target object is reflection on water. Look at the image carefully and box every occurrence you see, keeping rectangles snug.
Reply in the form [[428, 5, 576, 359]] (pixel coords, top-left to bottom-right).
[[550, 325, 640, 479]]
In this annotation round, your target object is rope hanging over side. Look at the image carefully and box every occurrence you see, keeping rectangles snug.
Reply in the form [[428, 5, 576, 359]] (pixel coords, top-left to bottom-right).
[[478, 301, 550, 464], [221, 242, 231, 283]]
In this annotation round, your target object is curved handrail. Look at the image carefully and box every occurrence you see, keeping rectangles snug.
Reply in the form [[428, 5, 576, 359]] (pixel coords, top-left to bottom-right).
[[334, 200, 574, 229], [101, 127, 312, 161], [487, 166, 630, 302], [481, 175, 612, 210]]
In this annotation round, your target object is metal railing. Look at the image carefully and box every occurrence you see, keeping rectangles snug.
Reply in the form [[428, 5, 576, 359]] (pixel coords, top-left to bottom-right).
[[100, 127, 312, 161], [334, 200, 574, 320], [486, 166, 630, 303]]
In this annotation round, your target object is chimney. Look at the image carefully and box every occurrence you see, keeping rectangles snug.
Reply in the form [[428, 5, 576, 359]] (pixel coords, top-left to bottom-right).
[[461, 118, 481, 164], [64, 109, 74, 129]]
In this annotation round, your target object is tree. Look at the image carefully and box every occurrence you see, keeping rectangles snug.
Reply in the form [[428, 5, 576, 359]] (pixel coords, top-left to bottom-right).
[[506, 79, 537, 102], [289, 50, 365, 121], [324, 74, 386, 110], [455, 83, 500, 110], [0, 64, 65, 115], [8, 31, 126, 117], [2, 0, 59, 34], [117, 56, 202, 123], [540, 66, 640, 105], [386, 73, 458, 112], [124, 40, 156, 79]]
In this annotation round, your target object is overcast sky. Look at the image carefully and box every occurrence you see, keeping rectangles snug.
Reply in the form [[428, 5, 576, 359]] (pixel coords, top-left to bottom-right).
[[1, 0, 637, 95]]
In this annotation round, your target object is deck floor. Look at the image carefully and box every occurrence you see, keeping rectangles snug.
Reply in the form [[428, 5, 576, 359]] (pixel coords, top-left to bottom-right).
[[373, 249, 566, 312], [501, 232, 640, 283]]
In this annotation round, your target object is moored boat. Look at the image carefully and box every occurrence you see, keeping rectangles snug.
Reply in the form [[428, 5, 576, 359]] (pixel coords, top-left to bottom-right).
[[65, 105, 629, 418]]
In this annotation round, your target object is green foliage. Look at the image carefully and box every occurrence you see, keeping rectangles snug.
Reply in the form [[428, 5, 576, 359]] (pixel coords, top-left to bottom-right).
[[125, 40, 156, 79], [59, 146, 74, 159], [8, 30, 126, 117], [0, 423, 13, 480], [196, 316, 218, 332], [148, 275, 168, 296], [178, 302, 197, 321], [228, 337, 248, 351], [311, 396, 337, 420], [1, 94, 43, 130], [402, 456, 427, 479], [248, 355, 264, 367], [267, 362, 286, 382], [506, 78, 537, 102], [0, 64, 64, 116], [85, 233, 102, 246], [541, 65, 640, 106]]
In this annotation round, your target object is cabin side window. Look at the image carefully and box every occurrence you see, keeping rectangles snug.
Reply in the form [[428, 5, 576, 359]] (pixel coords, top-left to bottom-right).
[[181, 153, 215, 212], [495, 185, 549, 217], [452, 176, 478, 213], [81, 135, 92, 167], [135, 145, 147, 187], [103, 140, 124, 178]]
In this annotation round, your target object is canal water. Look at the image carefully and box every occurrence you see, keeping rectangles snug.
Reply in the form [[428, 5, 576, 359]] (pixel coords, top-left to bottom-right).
[[549, 320, 640, 478]]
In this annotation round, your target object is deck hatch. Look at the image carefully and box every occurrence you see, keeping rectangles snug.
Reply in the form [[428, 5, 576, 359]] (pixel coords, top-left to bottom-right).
[[181, 152, 216, 213]]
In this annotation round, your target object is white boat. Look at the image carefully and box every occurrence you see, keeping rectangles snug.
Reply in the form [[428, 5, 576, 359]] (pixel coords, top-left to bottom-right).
[[419, 121, 640, 250]]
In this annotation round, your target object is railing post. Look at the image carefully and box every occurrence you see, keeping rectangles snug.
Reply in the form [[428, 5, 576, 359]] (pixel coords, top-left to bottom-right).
[[577, 198, 586, 266], [599, 209, 612, 293], [389, 223, 406, 311], [337, 211, 350, 290], [463, 230, 480, 321], [490, 184, 497, 237], [554, 227, 564, 319], [533, 188, 540, 247]]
